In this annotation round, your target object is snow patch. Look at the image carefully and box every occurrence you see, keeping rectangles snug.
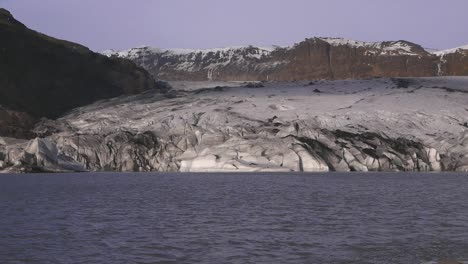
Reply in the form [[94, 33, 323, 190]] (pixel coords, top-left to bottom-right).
[[319, 37, 420, 56], [433, 44, 468, 56], [101, 45, 285, 72]]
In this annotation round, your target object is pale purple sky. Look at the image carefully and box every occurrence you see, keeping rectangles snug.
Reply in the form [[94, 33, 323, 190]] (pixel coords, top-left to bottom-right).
[[1, 0, 468, 52]]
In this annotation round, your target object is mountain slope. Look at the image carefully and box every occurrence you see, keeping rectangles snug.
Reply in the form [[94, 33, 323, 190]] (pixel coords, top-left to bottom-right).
[[105, 37, 468, 81], [433, 44, 468, 76], [0, 8, 159, 119]]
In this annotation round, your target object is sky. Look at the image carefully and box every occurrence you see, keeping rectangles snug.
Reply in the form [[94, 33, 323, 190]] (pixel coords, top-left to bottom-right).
[[1, 0, 468, 52]]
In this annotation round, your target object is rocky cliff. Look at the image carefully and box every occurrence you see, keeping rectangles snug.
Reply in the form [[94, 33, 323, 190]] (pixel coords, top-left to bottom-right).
[[104, 38, 468, 81], [0, 8, 159, 131], [434, 45, 468, 76]]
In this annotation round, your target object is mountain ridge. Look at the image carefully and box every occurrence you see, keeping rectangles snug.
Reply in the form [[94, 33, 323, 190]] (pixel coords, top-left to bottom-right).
[[103, 37, 468, 81], [104, 37, 456, 57]]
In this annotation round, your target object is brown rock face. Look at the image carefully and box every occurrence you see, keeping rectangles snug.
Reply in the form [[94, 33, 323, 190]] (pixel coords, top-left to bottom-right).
[[439, 50, 468, 76], [271, 39, 438, 80], [109, 37, 466, 81]]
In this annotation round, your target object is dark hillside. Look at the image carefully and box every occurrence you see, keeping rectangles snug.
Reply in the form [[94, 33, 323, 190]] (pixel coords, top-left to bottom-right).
[[0, 8, 158, 118]]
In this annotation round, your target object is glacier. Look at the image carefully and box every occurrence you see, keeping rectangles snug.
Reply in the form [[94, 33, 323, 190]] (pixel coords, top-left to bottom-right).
[[2, 77, 468, 173]]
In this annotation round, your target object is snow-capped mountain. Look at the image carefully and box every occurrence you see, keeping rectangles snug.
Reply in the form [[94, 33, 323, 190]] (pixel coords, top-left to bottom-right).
[[431, 44, 468, 76], [103, 45, 287, 81], [103, 37, 468, 81], [318, 38, 427, 56], [432, 44, 468, 56]]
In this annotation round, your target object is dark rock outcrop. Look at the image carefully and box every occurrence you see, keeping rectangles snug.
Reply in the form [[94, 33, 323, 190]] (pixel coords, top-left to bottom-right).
[[0, 8, 158, 123], [0, 106, 36, 138]]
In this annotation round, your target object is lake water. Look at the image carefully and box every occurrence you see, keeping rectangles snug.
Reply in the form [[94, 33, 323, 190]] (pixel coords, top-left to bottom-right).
[[1, 172, 468, 264]]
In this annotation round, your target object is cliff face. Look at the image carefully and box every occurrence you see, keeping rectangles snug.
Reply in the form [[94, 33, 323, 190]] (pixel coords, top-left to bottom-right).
[[0, 8, 158, 121], [265, 39, 438, 81], [103, 45, 285, 82], [105, 38, 466, 81], [438, 49, 468, 76]]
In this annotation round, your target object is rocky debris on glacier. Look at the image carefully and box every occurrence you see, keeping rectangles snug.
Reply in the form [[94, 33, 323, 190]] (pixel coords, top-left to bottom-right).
[[2, 76, 468, 173]]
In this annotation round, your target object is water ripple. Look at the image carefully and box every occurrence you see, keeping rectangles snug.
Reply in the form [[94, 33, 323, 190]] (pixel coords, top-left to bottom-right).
[[1, 172, 468, 264]]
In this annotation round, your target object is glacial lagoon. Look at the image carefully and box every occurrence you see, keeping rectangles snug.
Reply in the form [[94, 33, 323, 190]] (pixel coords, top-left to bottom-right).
[[1, 172, 468, 264]]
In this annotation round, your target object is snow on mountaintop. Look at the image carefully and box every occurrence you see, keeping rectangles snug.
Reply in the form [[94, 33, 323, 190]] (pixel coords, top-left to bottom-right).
[[318, 37, 420, 56], [433, 44, 468, 56], [102, 45, 280, 60], [101, 49, 117, 57], [102, 46, 164, 59], [102, 37, 426, 61], [101, 45, 290, 75]]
